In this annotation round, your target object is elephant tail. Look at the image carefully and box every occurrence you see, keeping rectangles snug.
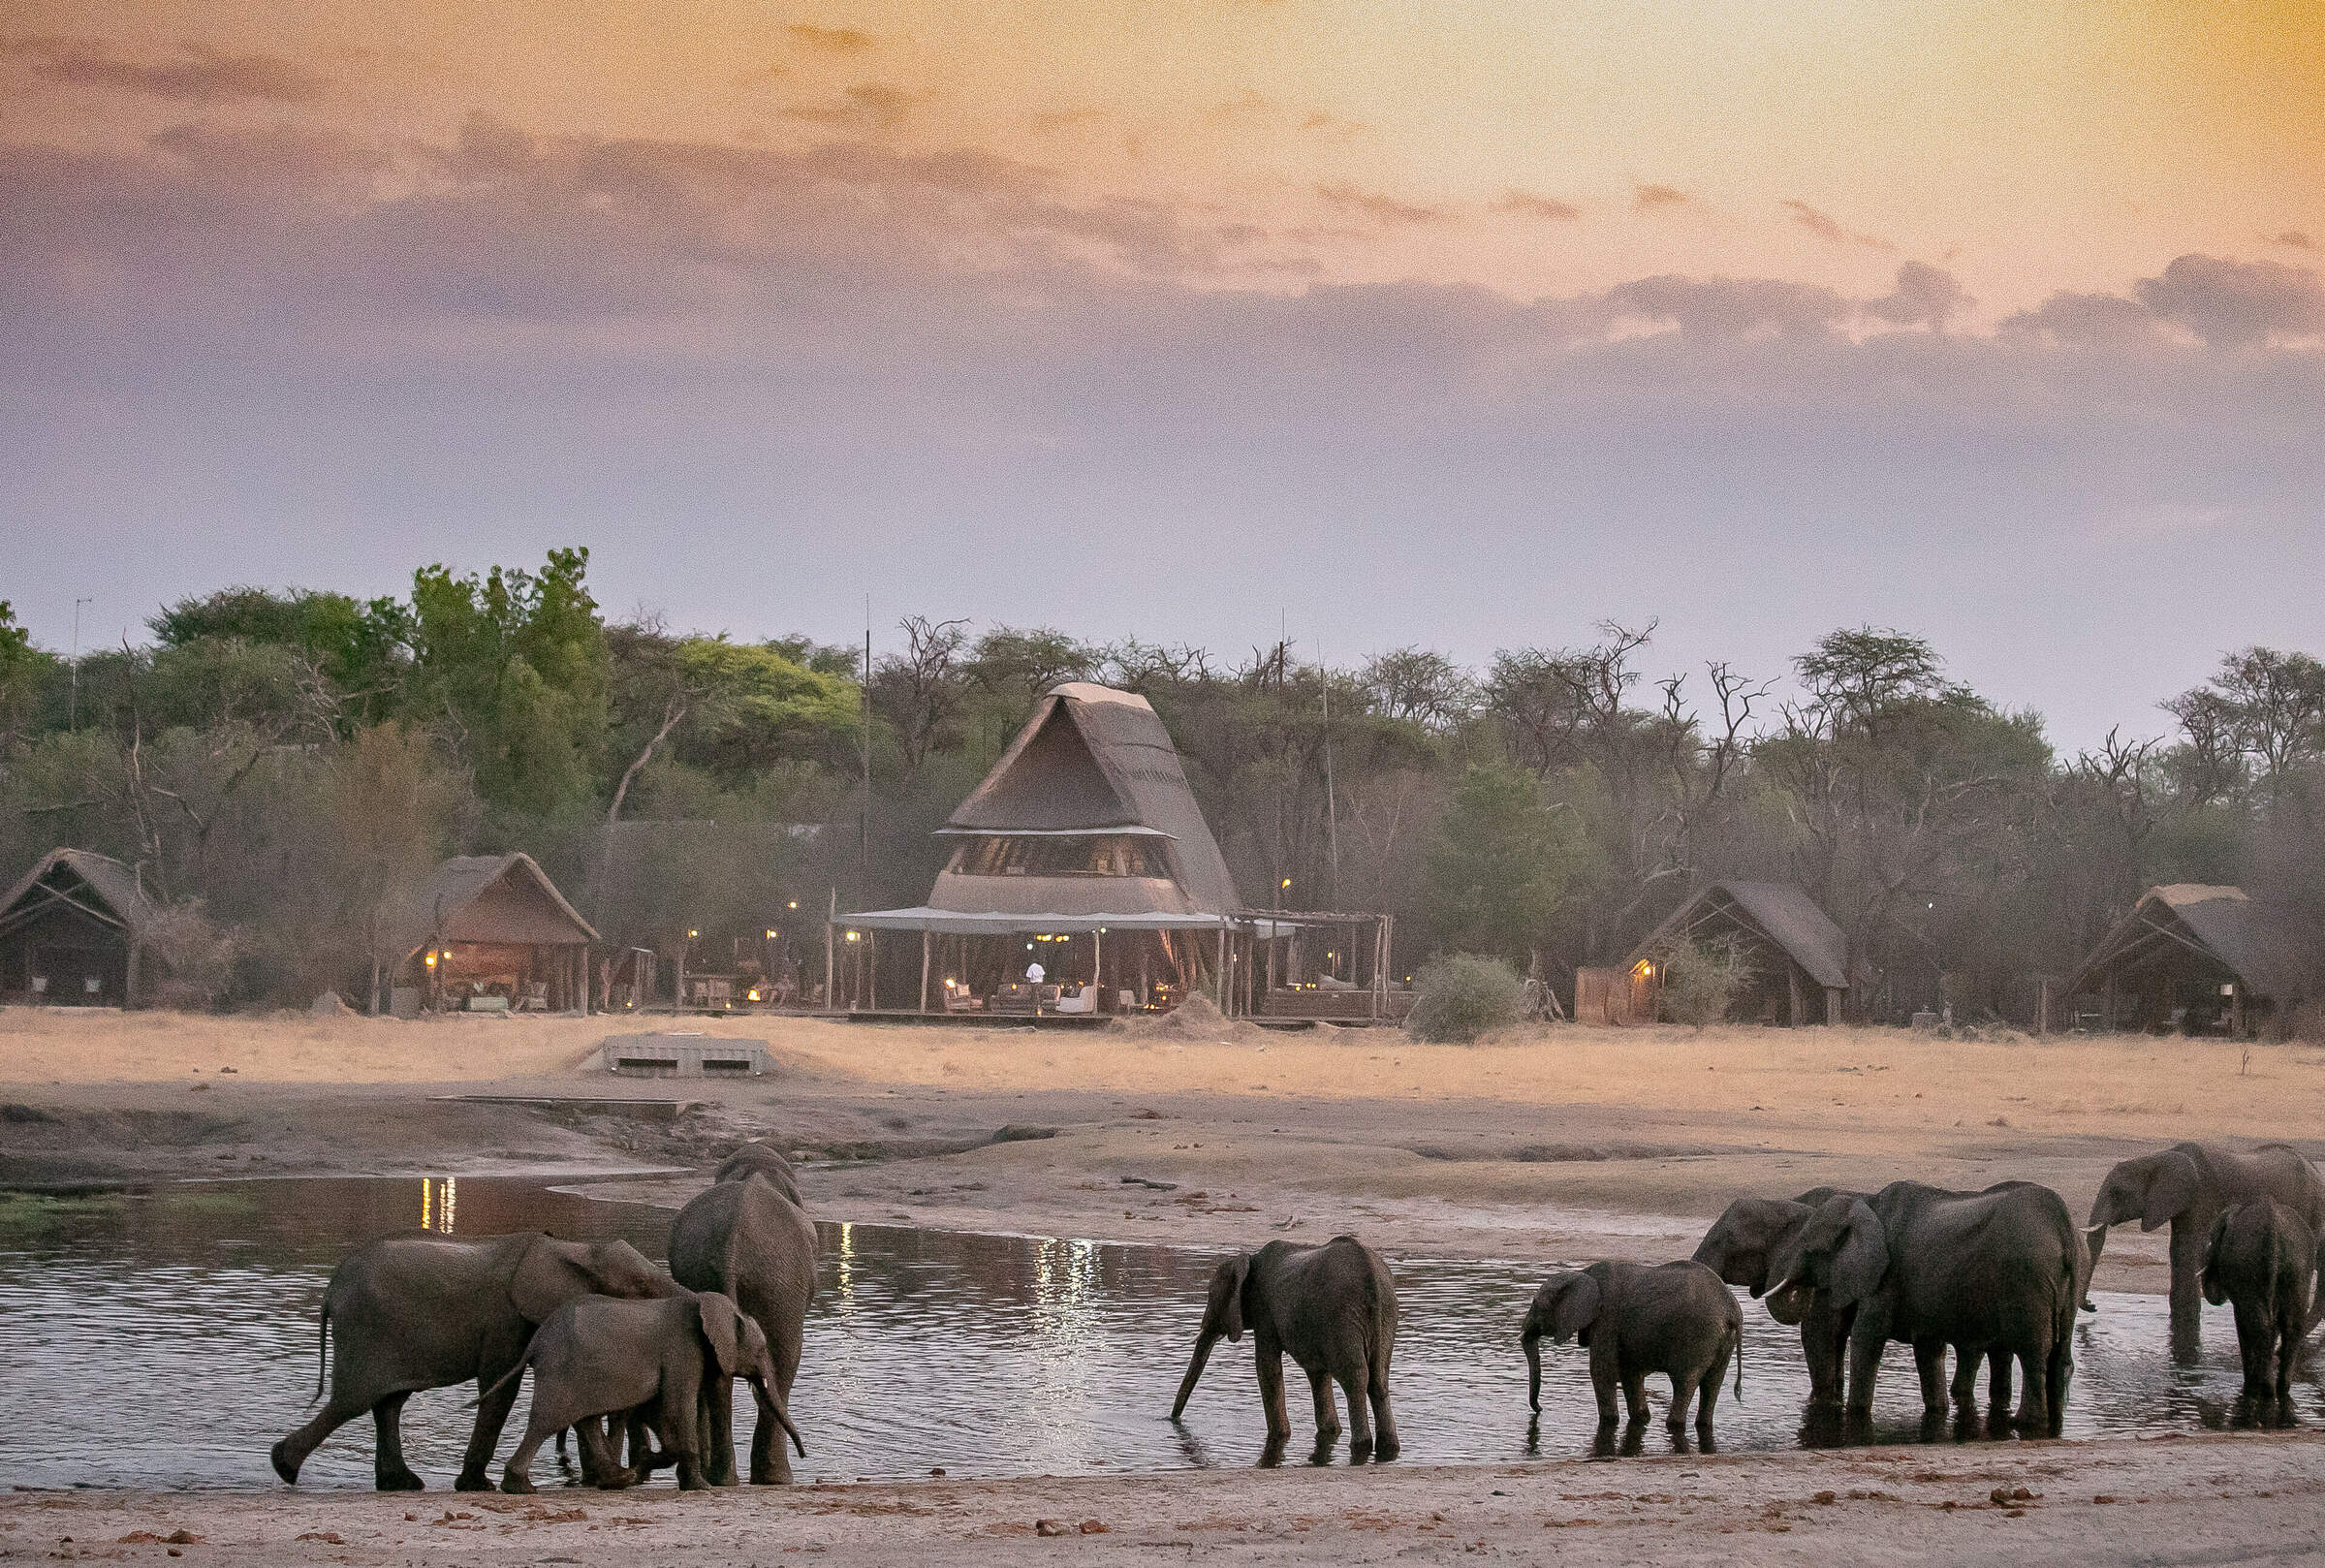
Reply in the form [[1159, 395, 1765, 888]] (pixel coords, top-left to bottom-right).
[[1732, 1320, 1744, 1399], [473, 1333, 538, 1410], [307, 1302, 330, 1407]]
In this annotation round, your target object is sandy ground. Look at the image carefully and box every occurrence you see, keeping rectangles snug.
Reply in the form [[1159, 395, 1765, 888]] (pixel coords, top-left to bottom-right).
[[8, 1433, 2325, 1566], [9, 1007, 2325, 1563]]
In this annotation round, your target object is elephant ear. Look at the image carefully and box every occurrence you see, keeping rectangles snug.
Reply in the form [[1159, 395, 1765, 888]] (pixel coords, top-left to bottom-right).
[[1827, 1200, 1889, 1310], [695, 1292, 744, 1378], [1215, 1254, 1253, 1341], [2201, 1211, 2233, 1306], [1549, 1273, 1602, 1343], [2142, 1151, 2203, 1232], [510, 1238, 597, 1323]]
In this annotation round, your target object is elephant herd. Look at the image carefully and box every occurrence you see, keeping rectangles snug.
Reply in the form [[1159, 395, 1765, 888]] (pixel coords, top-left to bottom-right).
[[272, 1137, 2325, 1491], [272, 1143, 816, 1493]]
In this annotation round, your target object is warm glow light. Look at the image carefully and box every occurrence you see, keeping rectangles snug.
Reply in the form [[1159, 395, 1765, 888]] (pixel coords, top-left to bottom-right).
[[766, 928, 776, 939], [1281, 878, 1292, 889], [746, 988, 761, 1002], [845, 930, 860, 942], [787, 901, 798, 910], [687, 928, 699, 939], [424, 951, 437, 969]]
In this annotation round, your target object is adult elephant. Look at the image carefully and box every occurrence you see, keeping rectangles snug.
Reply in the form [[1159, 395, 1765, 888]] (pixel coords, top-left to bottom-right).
[[1693, 1188, 1860, 1407], [271, 1232, 678, 1490], [1771, 1180, 2081, 1433], [714, 1142, 804, 1206], [2085, 1142, 2325, 1361], [667, 1171, 817, 1484], [1170, 1234, 1399, 1462]]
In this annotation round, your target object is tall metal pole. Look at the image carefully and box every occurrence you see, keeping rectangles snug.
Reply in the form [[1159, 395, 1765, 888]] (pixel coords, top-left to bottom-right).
[[68, 596, 91, 732], [859, 601, 871, 907]]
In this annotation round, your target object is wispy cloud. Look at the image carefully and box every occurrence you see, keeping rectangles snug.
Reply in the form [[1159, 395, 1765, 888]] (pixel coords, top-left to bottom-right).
[[2269, 231, 2315, 251], [785, 82, 924, 133], [1780, 198, 1894, 252], [1496, 190, 1581, 222], [3, 34, 326, 104], [2134, 253, 2325, 346], [1865, 260, 1971, 330], [788, 24, 877, 54], [1315, 182, 1447, 226], [1030, 107, 1105, 133], [1633, 182, 1692, 211]]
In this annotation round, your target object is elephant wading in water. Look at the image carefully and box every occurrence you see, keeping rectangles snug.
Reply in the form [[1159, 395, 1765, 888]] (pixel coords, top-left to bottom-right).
[[2086, 1142, 2325, 1362], [271, 1232, 679, 1490], [668, 1169, 817, 1484], [1171, 1235, 1399, 1462], [1772, 1180, 2081, 1434], [495, 1290, 803, 1493], [1523, 1260, 1742, 1438], [714, 1143, 804, 1206], [2202, 1200, 2318, 1409], [1694, 1190, 1859, 1407]]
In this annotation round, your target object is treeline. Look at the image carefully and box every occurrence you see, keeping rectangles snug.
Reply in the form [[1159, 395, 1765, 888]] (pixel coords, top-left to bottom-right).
[[3, 549, 2322, 1016]]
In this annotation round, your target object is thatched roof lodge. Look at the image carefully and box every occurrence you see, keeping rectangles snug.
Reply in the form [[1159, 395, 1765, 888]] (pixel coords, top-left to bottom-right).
[[1611, 880, 1851, 1025], [386, 852, 600, 1013], [0, 849, 160, 1008], [2068, 884, 2309, 1036], [844, 681, 1247, 1012]]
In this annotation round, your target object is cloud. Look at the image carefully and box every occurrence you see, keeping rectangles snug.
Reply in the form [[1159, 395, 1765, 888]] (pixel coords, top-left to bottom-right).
[[1780, 198, 1894, 252], [3, 34, 326, 104], [1996, 289, 2165, 347], [1495, 190, 1580, 223], [1314, 182, 1446, 226], [1604, 274, 1850, 337], [2134, 253, 2325, 346], [1030, 107, 1105, 133], [2269, 231, 2315, 251], [787, 23, 876, 53], [1297, 110, 1366, 139], [784, 82, 924, 133], [1633, 182, 1691, 211], [1208, 88, 1272, 123], [1865, 260, 1971, 330]]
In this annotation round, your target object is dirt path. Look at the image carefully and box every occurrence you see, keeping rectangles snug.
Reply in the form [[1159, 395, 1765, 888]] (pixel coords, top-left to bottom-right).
[[10, 1431, 2324, 1566]]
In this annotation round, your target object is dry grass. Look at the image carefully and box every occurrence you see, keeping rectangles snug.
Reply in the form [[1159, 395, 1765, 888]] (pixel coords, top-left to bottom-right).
[[3, 1007, 2320, 1149]]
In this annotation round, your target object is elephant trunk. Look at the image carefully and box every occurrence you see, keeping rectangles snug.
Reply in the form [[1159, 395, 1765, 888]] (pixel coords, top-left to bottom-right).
[[1171, 1331, 1218, 1420], [1523, 1329, 1544, 1413], [2083, 1222, 2109, 1272], [752, 1379, 806, 1458], [1764, 1280, 1809, 1327]]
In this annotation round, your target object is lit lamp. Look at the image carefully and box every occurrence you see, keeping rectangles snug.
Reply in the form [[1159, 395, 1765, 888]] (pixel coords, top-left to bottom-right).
[[424, 951, 438, 970], [845, 930, 860, 943]]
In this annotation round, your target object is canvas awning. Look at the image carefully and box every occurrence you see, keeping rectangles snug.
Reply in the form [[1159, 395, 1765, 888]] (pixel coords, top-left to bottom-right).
[[840, 906, 1298, 939]]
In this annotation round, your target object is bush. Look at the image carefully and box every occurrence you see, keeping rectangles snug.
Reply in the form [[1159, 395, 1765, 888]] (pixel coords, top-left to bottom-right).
[[1655, 936, 1756, 1027], [142, 898, 243, 1011], [1406, 953, 1526, 1044]]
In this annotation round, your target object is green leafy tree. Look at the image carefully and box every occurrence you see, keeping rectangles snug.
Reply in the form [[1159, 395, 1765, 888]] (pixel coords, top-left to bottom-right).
[[1423, 763, 1588, 962], [404, 548, 609, 821]]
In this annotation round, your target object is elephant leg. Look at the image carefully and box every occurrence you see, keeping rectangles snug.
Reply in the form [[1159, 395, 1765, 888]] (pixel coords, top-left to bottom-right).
[[577, 1420, 630, 1490], [746, 1386, 794, 1487], [1697, 1346, 1729, 1431], [2011, 1346, 2048, 1430], [1304, 1367, 1339, 1439], [1800, 1308, 1845, 1406], [1367, 1357, 1398, 1461], [1335, 1364, 1372, 1456], [1587, 1338, 1622, 1427], [1988, 1348, 2013, 1413], [371, 1392, 424, 1491], [1663, 1370, 1693, 1430], [703, 1375, 738, 1487], [271, 1385, 378, 1486], [500, 1414, 556, 1494], [664, 1368, 709, 1491], [1912, 1339, 1947, 1413], [456, 1355, 524, 1492], [1255, 1347, 1292, 1445], [2043, 1339, 2071, 1437], [1843, 1329, 1885, 1418], [1621, 1369, 1649, 1426], [1948, 1346, 1979, 1406]]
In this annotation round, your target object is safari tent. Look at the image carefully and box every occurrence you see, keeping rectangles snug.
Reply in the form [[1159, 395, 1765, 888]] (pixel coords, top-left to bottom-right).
[[0, 849, 160, 1008], [1612, 880, 1850, 1025], [2067, 884, 2309, 1037], [841, 681, 1248, 1014], [387, 852, 600, 1014]]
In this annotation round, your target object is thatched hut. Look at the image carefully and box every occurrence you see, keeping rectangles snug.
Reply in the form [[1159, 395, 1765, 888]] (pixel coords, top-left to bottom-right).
[[1613, 880, 1850, 1025], [2067, 884, 2309, 1037], [0, 849, 160, 1007], [386, 852, 599, 1014]]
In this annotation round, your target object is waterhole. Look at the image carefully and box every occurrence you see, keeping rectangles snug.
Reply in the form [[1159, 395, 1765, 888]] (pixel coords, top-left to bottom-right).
[[0, 1176, 2313, 1490]]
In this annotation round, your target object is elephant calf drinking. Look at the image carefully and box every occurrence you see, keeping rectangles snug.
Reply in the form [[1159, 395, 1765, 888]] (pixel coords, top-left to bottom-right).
[[1523, 1260, 1742, 1436], [1170, 1235, 1400, 1461]]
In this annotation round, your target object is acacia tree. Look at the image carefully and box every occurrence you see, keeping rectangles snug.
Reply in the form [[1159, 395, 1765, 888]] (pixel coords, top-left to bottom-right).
[[1423, 762, 1591, 964]]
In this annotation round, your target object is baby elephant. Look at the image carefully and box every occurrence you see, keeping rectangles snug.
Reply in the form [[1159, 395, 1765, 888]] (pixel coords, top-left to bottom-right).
[[493, 1290, 803, 1492], [1524, 1260, 1742, 1434], [2202, 1200, 2318, 1406]]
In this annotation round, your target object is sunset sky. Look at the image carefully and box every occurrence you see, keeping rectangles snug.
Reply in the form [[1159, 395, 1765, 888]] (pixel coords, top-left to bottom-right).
[[4, 1, 2321, 742]]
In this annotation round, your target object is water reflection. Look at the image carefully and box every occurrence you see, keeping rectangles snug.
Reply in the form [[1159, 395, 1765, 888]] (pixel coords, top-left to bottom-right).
[[0, 1176, 2318, 1491]]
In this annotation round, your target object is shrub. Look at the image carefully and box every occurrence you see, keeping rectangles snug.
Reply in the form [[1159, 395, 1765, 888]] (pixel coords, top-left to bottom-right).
[[1406, 953, 1526, 1044], [142, 898, 244, 1011], [1656, 936, 1756, 1027]]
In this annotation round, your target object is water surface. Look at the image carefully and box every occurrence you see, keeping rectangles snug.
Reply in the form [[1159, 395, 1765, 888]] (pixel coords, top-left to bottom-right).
[[0, 1176, 2311, 1490]]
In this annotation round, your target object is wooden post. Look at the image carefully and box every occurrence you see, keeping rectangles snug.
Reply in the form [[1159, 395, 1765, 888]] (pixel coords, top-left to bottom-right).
[[2036, 976, 2051, 1037], [824, 892, 836, 1013], [1092, 926, 1103, 1001], [124, 937, 141, 1011], [1787, 963, 1806, 1028], [920, 928, 931, 1015], [1241, 927, 1255, 1016], [1216, 918, 1230, 1012]]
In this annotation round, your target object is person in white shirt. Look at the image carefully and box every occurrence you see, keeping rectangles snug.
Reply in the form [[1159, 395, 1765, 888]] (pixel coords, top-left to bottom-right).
[[1025, 960, 1046, 985]]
